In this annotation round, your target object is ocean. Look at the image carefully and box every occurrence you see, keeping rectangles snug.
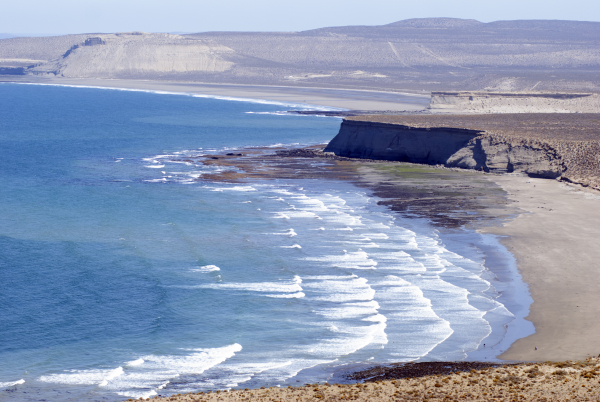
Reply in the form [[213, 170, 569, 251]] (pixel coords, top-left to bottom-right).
[[0, 83, 533, 401]]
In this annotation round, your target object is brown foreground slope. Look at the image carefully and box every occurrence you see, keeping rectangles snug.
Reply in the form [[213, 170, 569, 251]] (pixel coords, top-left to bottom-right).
[[131, 357, 600, 401]]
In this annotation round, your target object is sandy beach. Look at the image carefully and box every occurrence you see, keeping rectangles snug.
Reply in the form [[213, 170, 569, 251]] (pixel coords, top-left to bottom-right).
[[482, 176, 600, 362]]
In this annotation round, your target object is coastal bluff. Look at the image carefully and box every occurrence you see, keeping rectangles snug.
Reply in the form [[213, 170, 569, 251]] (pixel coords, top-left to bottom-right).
[[324, 114, 600, 189]]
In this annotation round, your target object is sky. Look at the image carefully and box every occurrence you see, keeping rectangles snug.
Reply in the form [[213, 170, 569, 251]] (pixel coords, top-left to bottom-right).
[[2, 0, 600, 35]]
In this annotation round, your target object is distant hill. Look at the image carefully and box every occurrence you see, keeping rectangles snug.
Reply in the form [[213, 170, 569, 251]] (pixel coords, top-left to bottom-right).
[[1, 18, 599, 92]]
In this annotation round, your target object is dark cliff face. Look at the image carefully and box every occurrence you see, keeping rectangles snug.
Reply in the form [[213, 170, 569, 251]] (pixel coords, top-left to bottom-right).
[[325, 119, 599, 185], [325, 120, 482, 164]]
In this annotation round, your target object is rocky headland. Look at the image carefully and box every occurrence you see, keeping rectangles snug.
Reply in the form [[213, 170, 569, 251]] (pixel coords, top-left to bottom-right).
[[324, 114, 600, 190]]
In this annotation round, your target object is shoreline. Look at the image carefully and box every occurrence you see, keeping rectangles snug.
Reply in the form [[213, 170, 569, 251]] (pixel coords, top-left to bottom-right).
[[481, 175, 600, 361], [197, 144, 600, 364], [189, 147, 534, 362], [0, 77, 430, 111], [338, 156, 600, 363], [6, 80, 600, 398], [133, 147, 600, 401], [98, 73, 600, 363]]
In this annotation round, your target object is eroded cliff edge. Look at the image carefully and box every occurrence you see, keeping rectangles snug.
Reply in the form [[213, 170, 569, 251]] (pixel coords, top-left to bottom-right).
[[324, 114, 600, 189]]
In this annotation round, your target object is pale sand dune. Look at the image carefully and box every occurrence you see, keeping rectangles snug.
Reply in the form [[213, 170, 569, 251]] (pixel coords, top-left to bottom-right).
[[482, 175, 600, 361]]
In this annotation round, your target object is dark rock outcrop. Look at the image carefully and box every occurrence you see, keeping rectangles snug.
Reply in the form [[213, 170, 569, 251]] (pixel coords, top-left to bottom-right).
[[84, 37, 105, 46], [325, 120, 482, 164], [325, 115, 600, 188]]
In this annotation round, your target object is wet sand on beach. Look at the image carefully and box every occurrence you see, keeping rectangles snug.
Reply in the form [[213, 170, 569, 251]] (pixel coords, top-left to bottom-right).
[[481, 175, 600, 362]]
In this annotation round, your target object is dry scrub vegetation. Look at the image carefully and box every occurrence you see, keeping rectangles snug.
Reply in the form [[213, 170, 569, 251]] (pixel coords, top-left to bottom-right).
[[126, 357, 600, 402]]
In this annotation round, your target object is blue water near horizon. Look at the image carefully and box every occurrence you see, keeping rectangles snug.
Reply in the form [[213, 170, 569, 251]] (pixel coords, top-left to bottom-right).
[[0, 83, 533, 401]]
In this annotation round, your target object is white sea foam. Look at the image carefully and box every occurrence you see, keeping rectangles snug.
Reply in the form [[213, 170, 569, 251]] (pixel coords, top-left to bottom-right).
[[267, 228, 297, 237], [40, 368, 123, 386], [210, 186, 257, 192], [289, 195, 329, 212], [127, 358, 145, 367], [302, 274, 358, 280], [304, 251, 377, 269], [190, 265, 221, 273], [281, 244, 302, 249], [362, 233, 389, 240], [266, 292, 305, 298], [302, 319, 388, 359], [269, 189, 295, 195], [99, 367, 124, 387], [40, 344, 243, 398], [311, 300, 380, 320], [0, 379, 25, 389], [193, 276, 302, 294], [277, 210, 320, 219], [304, 277, 376, 302]]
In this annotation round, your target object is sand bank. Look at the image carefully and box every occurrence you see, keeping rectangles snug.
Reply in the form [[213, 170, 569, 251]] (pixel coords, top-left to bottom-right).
[[1, 76, 430, 111]]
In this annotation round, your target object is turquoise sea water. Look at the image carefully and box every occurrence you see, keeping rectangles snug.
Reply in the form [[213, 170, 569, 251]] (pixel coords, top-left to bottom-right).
[[0, 83, 532, 401]]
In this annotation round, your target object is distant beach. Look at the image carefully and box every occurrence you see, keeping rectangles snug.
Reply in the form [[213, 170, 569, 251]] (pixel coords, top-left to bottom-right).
[[0, 76, 430, 111]]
